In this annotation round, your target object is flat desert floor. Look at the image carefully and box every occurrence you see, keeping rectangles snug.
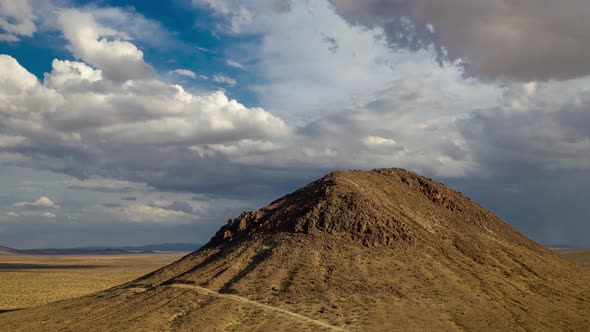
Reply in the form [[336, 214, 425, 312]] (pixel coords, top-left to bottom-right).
[[553, 248, 590, 267], [0, 252, 186, 311]]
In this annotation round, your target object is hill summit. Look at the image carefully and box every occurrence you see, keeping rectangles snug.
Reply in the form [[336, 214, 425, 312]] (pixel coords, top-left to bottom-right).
[[209, 168, 539, 249], [2, 169, 589, 331]]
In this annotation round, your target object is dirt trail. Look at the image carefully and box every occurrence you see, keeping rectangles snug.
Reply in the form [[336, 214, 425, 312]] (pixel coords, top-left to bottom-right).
[[170, 283, 349, 331]]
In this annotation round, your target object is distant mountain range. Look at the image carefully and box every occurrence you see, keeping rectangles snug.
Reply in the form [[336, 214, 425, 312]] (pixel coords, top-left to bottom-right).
[[0, 243, 201, 255]]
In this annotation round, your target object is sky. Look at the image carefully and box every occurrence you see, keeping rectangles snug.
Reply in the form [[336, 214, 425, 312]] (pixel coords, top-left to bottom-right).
[[0, 0, 589, 249]]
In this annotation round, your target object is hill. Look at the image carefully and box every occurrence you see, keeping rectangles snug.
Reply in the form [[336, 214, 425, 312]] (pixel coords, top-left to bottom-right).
[[1, 168, 589, 331]]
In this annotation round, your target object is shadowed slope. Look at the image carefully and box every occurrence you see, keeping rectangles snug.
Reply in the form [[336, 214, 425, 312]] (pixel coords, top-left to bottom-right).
[[1, 169, 589, 331]]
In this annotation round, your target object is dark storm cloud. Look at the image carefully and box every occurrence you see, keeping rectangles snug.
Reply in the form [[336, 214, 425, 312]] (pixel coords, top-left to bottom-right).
[[330, 0, 590, 81]]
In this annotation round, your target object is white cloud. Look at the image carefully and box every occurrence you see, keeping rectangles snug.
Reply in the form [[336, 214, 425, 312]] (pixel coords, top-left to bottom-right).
[[363, 136, 397, 147], [122, 203, 192, 223], [0, 53, 39, 92], [0, 0, 36, 42], [0, 1, 492, 183], [194, 0, 253, 33], [94, 90, 285, 144], [14, 196, 59, 209], [0, 19, 287, 190], [57, 9, 154, 82], [171, 69, 197, 79], [189, 139, 279, 160], [0, 53, 285, 141], [44, 59, 103, 90], [226, 59, 244, 69], [212, 74, 237, 86]]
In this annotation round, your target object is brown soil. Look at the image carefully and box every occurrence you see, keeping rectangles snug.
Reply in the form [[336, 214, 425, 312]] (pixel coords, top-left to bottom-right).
[[1, 168, 589, 331]]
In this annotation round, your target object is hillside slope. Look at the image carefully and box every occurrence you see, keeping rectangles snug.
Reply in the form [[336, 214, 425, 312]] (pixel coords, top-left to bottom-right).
[[1, 169, 589, 331]]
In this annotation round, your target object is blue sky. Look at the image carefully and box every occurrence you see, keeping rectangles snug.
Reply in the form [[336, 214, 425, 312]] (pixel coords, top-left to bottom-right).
[[0, 0, 265, 106], [1, 0, 590, 248]]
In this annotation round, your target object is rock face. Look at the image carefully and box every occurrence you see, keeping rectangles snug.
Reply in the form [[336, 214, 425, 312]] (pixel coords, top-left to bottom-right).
[[207, 168, 540, 251], [2, 168, 590, 331]]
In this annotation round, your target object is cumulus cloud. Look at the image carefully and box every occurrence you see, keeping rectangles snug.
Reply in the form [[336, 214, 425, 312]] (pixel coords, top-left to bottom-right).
[[0, 0, 36, 42], [122, 203, 193, 223], [171, 69, 197, 79], [57, 9, 154, 81], [329, 0, 590, 81], [14, 196, 59, 209], [0, 42, 286, 192], [0, 2, 500, 186], [0, 1, 495, 186], [212, 74, 237, 86], [0, 54, 43, 92]]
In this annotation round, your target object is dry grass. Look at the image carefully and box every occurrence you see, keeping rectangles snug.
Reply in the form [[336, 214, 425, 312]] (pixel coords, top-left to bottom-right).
[[0, 252, 185, 310]]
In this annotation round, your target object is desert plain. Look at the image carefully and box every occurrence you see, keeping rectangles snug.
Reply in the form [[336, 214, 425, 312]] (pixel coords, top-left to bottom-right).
[[0, 251, 185, 311]]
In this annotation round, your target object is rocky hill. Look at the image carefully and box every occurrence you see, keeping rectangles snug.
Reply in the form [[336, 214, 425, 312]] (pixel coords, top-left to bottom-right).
[[1, 169, 589, 331]]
